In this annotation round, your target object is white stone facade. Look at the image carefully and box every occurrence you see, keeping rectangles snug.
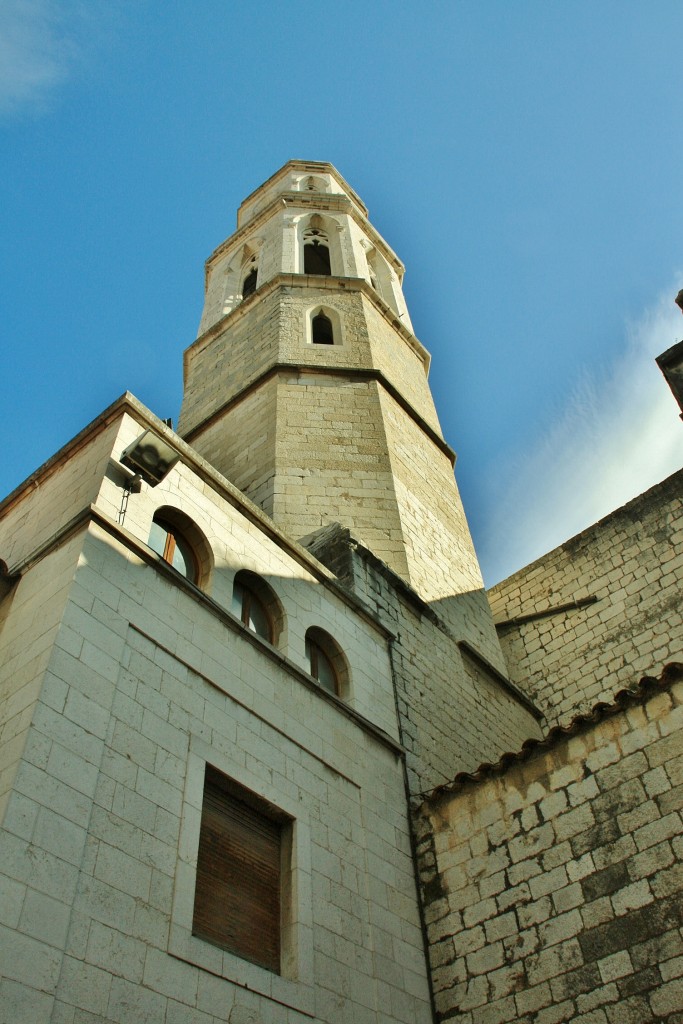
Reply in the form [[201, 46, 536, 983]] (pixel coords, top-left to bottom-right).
[[1, 161, 680, 1023], [0, 399, 433, 1023]]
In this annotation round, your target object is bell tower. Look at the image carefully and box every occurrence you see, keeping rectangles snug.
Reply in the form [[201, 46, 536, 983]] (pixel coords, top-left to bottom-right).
[[178, 161, 485, 604]]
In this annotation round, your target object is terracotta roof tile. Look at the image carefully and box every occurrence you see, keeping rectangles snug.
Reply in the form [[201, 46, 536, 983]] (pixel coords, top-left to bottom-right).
[[421, 663, 683, 806]]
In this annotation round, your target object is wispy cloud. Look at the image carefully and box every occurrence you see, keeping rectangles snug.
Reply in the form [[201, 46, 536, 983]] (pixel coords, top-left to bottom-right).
[[482, 280, 683, 585], [0, 0, 81, 117]]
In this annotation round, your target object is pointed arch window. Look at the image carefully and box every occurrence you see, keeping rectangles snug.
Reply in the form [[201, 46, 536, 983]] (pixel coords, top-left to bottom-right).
[[242, 266, 258, 299], [303, 218, 332, 276], [304, 237, 331, 276], [366, 249, 381, 296], [312, 311, 334, 345], [307, 306, 341, 347]]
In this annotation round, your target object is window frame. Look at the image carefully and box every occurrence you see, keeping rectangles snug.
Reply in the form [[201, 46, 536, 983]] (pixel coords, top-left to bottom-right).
[[305, 304, 343, 348], [303, 238, 332, 276], [231, 570, 284, 646], [147, 506, 213, 592], [192, 765, 286, 973], [149, 515, 199, 584], [170, 738, 314, 1012], [298, 213, 343, 277], [311, 310, 334, 345], [232, 579, 272, 643], [304, 626, 349, 698], [306, 637, 337, 694]]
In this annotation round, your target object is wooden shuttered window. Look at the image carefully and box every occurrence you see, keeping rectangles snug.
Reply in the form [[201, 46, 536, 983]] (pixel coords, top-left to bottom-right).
[[193, 766, 283, 973]]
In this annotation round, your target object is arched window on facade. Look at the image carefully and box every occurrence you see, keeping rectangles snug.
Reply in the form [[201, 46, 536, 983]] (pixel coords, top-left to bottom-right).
[[311, 311, 334, 345], [366, 249, 380, 296], [231, 570, 283, 645], [303, 221, 332, 276], [149, 513, 198, 583], [148, 507, 213, 590], [241, 265, 258, 299], [305, 627, 348, 697]]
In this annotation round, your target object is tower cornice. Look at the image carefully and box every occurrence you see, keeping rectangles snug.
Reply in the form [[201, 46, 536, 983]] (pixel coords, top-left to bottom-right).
[[204, 191, 405, 292], [186, 274, 431, 378], [181, 363, 456, 467], [237, 160, 369, 220]]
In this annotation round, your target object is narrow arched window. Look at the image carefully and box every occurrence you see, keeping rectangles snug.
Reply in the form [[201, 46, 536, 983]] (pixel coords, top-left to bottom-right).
[[304, 240, 331, 276], [231, 570, 284, 645], [242, 266, 258, 299], [312, 311, 334, 345], [305, 627, 348, 697], [232, 579, 271, 641], [149, 514, 198, 583]]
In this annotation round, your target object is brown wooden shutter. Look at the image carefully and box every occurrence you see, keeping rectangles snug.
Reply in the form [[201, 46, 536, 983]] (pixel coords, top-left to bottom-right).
[[193, 766, 282, 973]]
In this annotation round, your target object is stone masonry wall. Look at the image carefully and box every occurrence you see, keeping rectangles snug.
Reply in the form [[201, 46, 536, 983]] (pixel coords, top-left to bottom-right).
[[417, 665, 683, 1024], [0, 516, 433, 1023], [304, 527, 543, 797], [0, 534, 82, 823], [489, 471, 683, 729], [182, 375, 279, 517], [379, 388, 485, 604], [272, 373, 411, 575]]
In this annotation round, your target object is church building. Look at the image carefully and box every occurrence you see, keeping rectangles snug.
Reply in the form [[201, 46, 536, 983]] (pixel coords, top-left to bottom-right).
[[0, 161, 681, 1023]]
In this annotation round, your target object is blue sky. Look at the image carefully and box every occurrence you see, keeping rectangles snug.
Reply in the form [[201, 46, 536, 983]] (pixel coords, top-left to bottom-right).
[[1, 1, 682, 585]]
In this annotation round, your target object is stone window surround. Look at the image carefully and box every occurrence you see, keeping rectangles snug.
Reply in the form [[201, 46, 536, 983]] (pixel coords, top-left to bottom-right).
[[231, 567, 285, 647], [305, 303, 345, 348], [169, 733, 315, 1015]]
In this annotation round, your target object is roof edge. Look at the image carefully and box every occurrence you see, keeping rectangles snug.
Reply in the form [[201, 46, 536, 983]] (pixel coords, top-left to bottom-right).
[[420, 662, 683, 806]]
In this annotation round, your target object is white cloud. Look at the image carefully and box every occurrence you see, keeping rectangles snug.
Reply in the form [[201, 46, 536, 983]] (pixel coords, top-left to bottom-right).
[[0, 0, 80, 116], [481, 281, 683, 585]]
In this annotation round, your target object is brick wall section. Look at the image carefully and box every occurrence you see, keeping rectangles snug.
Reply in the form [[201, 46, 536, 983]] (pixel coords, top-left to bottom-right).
[[489, 471, 683, 728], [417, 665, 683, 1024]]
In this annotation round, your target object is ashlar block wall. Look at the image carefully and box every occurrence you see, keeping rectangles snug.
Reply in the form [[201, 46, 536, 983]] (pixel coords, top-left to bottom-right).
[[302, 525, 544, 798], [0, 398, 434, 1024], [489, 471, 683, 729], [417, 665, 683, 1024]]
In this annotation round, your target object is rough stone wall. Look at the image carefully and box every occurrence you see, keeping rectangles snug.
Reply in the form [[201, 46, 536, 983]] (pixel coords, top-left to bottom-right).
[[271, 373, 411, 573], [417, 666, 683, 1024], [181, 279, 489, 604], [183, 283, 437, 444], [360, 296, 435, 428], [489, 471, 683, 728]]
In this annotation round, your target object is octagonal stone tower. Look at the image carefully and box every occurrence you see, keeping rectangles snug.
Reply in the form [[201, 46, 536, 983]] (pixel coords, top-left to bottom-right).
[[178, 161, 483, 603]]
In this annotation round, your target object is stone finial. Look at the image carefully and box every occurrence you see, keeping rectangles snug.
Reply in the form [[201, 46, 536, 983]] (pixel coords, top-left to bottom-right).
[[675, 289, 683, 313]]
